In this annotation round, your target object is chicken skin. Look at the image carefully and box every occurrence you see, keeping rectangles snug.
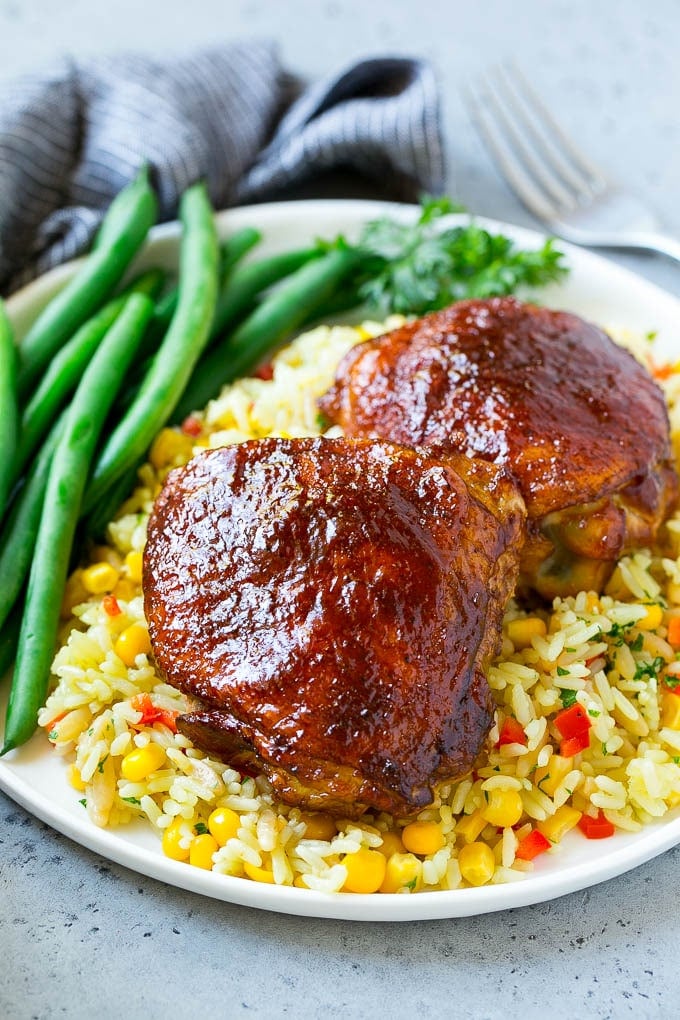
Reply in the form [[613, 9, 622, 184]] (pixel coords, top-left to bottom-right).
[[143, 437, 524, 817], [319, 297, 677, 599]]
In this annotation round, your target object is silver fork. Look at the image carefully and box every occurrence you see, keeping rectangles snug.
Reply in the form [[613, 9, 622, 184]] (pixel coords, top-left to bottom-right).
[[464, 65, 680, 264]]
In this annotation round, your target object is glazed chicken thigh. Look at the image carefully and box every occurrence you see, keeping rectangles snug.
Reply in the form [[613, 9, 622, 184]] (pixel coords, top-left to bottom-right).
[[143, 437, 524, 817], [319, 297, 677, 598]]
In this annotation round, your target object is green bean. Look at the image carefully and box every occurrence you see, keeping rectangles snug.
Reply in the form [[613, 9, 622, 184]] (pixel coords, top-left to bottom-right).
[[0, 300, 18, 518], [145, 288, 178, 352], [1, 293, 154, 754], [0, 418, 64, 634], [147, 246, 317, 364], [142, 226, 262, 357], [301, 282, 365, 325], [0, 602, 22, 681], [210, 247, 320, 343], [127, 230, 273, 411], [173, 247, 360, 420], [17, 168, 158, 398], [119, 267, 166, 302], [81, 182, 218, 515], [220, 227, 262, 277], [13, 269, 164, 487]]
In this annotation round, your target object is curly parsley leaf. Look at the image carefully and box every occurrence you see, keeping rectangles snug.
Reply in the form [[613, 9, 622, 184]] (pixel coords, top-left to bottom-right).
[[559, 688, 578, 709], [664, 670, 680, 689], [635, 656, 666, 683]]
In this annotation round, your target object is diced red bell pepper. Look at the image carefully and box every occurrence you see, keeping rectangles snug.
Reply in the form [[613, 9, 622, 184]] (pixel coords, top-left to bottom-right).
[[578, 810, 615, 839], [554, 703, 591, 739], [560, 732, 591, 757], [254, 361, 274, 381], [102, 594, 122, 617], [515, 829, 552, 861], [649, 358, 673, 381], [130, 693, 155, 718], [497, 716, 528, 747], [130, 692, 179, 733], [181, 415, 203, 437]]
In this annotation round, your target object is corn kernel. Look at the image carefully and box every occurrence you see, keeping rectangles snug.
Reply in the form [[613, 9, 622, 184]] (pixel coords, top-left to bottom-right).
[[458, 842, 496, 886], [661, 691, 680, 730], [456, 809, 487, 844], [342, 848, 387, 893], [638, 603, 664, 631], [299, 812, 337, 841], [379, 852, 422, 893], [533, 755, 573, 797], [208, 807, 241, 846], [125, 550, 144, 585], [82, 561, 119, 595], [538, 804, 582, 843], [149, 428, 194, 470], [243, 861, 276, 884], [162, 818, 190, 861], [507, 617, 547, 649], [667, 582, 680, 605], [112, 578, 138, 601], [481, 788, 523, 828], [120, 742, 166, 781], [60, 569, 89, 617], [189, 833, 219, 870], [115, 623, 152, 666], [67, 764, 86, 792], [401, 820, 446, 856], [376, 830, 405, 857]]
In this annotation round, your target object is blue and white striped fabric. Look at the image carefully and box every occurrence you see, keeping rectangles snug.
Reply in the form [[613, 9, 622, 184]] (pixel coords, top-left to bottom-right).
[[0, 42, 445, 295]]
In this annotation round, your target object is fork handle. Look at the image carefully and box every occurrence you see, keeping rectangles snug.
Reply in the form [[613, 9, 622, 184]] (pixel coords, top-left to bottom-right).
[[592, 231, 680, 265], [632, 232, 680, 265]]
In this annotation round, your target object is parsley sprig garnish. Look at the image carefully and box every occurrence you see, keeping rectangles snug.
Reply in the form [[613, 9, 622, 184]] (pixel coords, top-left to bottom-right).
[[333, 196, 568, 316]]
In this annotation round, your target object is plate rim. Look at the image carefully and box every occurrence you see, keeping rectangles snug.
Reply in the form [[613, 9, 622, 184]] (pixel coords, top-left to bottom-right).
[[3, 196, 680, 921]]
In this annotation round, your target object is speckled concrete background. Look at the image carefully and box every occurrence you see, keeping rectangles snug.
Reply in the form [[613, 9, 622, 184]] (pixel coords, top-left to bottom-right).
[[1, 2, 680, 1017]]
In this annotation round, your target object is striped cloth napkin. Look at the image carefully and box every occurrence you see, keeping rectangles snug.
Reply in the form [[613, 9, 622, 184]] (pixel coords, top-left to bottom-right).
[[0, 41, 445, 295]]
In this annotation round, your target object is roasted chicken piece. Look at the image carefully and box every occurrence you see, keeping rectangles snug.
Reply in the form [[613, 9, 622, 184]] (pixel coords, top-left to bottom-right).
[[319, 297, 677, 599], [143, 437, 524, 817]]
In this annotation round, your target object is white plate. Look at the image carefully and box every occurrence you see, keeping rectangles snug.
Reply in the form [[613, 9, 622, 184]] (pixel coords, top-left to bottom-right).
[[2, 199, 680, 921]]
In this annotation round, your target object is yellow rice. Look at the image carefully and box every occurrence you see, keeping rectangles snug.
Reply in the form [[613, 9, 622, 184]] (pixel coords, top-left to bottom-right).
[[38, 317, 680, 894]]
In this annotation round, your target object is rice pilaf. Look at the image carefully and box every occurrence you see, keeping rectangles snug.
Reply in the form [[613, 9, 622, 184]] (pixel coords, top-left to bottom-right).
[[38, 318, 680, 894]]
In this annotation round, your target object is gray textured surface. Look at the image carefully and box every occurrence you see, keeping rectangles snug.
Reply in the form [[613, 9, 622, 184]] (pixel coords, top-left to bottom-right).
[[1, 2, 680, 1017]]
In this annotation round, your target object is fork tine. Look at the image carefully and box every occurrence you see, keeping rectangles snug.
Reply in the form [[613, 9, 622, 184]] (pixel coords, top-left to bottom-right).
[[504, 62, 609, 194], [481, 73, 577, 211], [462, 82, 558, 222]]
